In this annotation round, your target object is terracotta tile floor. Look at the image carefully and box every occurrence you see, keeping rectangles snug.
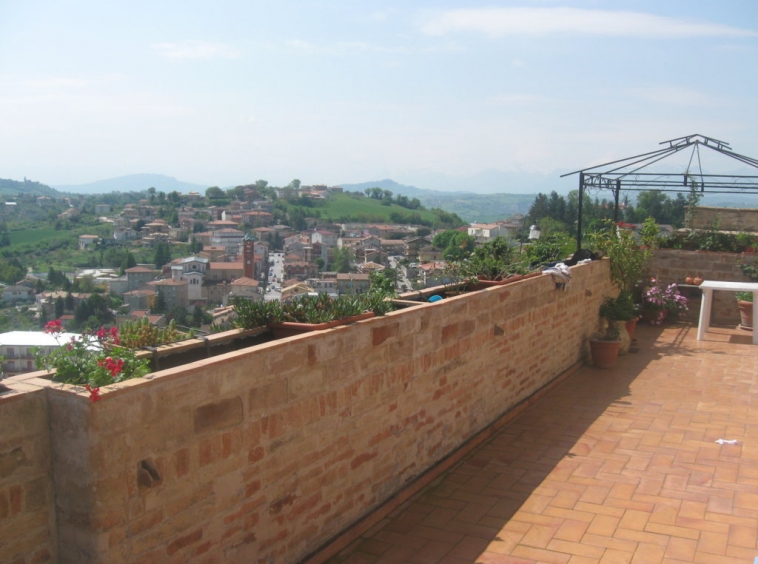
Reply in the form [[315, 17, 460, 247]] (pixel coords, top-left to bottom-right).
[[326, 322, 758, 564]]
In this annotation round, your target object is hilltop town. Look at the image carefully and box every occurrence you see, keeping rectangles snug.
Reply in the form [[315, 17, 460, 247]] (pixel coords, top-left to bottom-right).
[[0, 180, 542, 375]]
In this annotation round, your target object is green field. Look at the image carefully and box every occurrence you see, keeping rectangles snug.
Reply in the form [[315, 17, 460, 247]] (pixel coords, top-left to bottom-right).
[[9, 227, 63, 245], [284, 192, 441, 223]]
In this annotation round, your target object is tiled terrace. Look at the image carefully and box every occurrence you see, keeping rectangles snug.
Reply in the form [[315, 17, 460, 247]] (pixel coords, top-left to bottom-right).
[[323, 321, 758, 564]]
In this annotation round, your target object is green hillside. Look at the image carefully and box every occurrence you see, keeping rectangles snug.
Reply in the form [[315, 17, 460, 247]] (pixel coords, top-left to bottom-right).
[[0, 178, 59, 197], [418, 193, 537, 223], [280, 191, 464, 228]]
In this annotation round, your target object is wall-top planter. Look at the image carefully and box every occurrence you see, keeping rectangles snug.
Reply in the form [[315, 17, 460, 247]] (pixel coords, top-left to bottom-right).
[[268, 312, 376, 338]]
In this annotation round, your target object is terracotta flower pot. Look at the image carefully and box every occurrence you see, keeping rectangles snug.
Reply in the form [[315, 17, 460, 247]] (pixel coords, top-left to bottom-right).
[[625, 317, 639, 340], [737, 300, 753, 331], [588, 338, 622, 369]]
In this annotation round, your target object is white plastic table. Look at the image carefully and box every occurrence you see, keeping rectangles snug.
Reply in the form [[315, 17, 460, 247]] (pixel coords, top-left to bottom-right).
[[697, 280, 758, 344]]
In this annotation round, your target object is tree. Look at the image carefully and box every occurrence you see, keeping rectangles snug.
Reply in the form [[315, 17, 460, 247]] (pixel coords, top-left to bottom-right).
[[169, 306, 189, 326], [0, 223, 10, 247], [442, 232, 476, 261], [153, 243, 172, 268], [289, 179, 301, 190], [189, 237, 203, 254], [288, 208, 308, 232], [153, 291, 167, 314], [333, 247, 352, 273], [205, 186, 225, 200], [74, 301, 92, 326], [432, 230, 458, 250], [192, 304, 205, 327], [65, 292, 75, 312], [55, 296, 65, 319], [120, 252, 137, 275], [369, 271, 396, 295]]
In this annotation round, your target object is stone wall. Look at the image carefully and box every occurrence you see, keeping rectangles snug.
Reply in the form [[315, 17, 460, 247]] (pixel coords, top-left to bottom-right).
[[1, 261, 613, 564], [647, 249, 758, 324], [691, 206, 758, 232], [0, 385, 57, 564]]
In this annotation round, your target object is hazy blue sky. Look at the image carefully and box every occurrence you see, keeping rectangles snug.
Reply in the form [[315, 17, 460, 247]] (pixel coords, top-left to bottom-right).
[[1, 1, 757, 190]]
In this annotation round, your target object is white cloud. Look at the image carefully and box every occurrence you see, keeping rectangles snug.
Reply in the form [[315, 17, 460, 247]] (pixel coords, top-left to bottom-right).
[[25, 77, 91, 89], [490, 93, 547, 105], [150, 41, 240, 60], [284, 39, 409, 55], [627, 86, 716, 107], [421, 8, 757, 38]]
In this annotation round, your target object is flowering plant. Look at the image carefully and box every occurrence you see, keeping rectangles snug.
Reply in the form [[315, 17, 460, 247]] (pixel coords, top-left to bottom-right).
[[33, 319, 150, 402], [642, 279, 688, 324]]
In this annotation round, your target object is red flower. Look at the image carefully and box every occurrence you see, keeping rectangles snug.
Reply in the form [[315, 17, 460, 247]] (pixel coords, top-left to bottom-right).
[[109, 326, 120, 345], [96, 327, 108, 340], [44, 320, 63, 334], [84, 385, 101, 403], [101, 356, 124, 377]]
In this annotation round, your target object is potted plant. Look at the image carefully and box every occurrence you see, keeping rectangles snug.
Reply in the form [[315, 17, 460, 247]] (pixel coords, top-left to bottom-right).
[[588, 294, 635, 368], [589, 218, 657, 296], [736, 291, 753, 330], [737, 262, 758, 330], [117, 317, 195, 349], [32, 320, 151, 402], [641, 279, 689, 324], [232, 292, 395, 338]]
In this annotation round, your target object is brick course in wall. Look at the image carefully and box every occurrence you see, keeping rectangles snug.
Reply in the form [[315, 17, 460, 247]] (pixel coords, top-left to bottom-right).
[[692, 206, 758, 232], [0, 261, 613, 564]]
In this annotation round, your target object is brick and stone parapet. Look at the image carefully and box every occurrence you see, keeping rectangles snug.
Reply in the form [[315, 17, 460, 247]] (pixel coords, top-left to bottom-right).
[[647, 249, 758, 325], [0, 260, 613, 564]]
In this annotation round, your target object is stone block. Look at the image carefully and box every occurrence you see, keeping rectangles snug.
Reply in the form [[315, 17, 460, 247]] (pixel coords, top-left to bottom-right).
[[193, 397, 243, 434]]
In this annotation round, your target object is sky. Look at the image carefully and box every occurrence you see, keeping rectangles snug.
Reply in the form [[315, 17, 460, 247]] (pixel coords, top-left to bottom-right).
[[1, 1, 757, 191]]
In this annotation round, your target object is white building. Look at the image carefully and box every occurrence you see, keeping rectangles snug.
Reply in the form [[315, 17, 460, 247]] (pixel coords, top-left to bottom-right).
[[0, 331, 82, 375], [467, 224, 510, 244]]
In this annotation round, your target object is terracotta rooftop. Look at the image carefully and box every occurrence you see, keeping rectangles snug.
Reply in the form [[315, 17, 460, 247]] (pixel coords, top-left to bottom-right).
[[321, 322, 758, 564]]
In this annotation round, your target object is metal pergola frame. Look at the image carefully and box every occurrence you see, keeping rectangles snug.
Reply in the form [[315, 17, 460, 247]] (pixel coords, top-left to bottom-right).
[[561, 134, 758, 251]]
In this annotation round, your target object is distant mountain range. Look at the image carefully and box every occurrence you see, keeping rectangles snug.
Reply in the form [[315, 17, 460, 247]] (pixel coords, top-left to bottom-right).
[[2, 170, 756, 223], [339, 179, 466, 199], [53, 173, 208, 195]]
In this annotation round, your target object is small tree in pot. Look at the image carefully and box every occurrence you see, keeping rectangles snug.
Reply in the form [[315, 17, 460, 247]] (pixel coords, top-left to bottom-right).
[[589, 293, 636, 369]]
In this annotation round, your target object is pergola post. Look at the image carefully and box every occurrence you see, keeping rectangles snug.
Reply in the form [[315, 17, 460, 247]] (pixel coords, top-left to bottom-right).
[[576, 172, 584, 252]]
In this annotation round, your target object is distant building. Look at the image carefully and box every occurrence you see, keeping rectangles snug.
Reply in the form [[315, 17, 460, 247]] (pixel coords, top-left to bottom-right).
[[467, 223, 510, 244], [78, 234, 100, 250], [225, 277, 262, 305], [336, 273, 370, 295], [125, 266, 158, 292], [2, 285, 31, 303], [147, 279, 189, 311], [0, 331, 81, 375]]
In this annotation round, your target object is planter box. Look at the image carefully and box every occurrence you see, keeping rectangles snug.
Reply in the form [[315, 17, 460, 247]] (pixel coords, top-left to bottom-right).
[[268, 312, 375, 338], [469, 271, 542, 291]]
